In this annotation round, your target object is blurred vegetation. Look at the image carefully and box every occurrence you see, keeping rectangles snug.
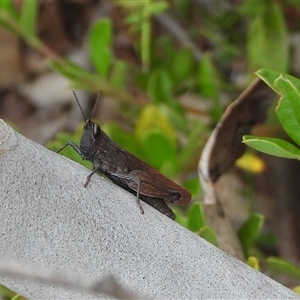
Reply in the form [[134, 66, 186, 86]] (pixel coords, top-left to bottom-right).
[[1, 0, 300, 297]]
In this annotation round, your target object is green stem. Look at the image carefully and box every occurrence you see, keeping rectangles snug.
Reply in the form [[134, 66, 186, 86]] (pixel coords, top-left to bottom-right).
[[141, 0, 151, 73]]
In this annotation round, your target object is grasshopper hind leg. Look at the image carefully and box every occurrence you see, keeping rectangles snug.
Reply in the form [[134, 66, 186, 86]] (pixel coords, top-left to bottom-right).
[[141, 196, 175, 220]]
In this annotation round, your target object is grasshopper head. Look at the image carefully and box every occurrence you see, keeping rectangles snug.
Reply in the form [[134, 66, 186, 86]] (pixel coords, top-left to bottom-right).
[[80, 120, 102, 160], [72, 91, 102, 161]]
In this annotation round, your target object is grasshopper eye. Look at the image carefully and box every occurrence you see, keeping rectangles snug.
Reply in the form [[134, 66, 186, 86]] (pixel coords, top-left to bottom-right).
[[93, 123, 101, 138]]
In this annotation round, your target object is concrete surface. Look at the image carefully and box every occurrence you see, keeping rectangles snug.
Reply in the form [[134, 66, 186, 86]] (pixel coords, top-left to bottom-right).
[[0, 119, 299, 299]]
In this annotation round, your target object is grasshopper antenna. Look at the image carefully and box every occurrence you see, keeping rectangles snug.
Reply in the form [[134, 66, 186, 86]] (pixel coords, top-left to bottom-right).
[[72, 91, 87, 122], [88, 91, 102, 121], [71, 91, 102, 123]]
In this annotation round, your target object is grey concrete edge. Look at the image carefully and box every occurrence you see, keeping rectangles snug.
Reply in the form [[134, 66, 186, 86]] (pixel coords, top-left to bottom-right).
[[0, 119, 298, 299]]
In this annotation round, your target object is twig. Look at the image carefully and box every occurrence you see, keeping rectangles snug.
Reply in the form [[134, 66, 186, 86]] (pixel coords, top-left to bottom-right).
[[0, 260, 148, 300]]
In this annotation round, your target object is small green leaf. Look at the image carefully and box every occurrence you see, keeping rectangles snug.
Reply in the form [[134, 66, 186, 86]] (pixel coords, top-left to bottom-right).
[[187, 203, 205, 232], [0, 1, 19, 24], [177, 122, 204, 171], [0, 0, 17, 13], [172, 48, 194, 84], [255, 69, 281, 93], [243, 136, 300, 159], [237, 213, 264, 257], [109, 60, 128, 90], [125, 13, 143, 27], [49, 60, 93, 81], [147, 69, 173, 104], [11, 294, 22, 300], [135, 105, 177, 171], [274, 76, 300, 146], [267, 256, 300, 280], [49, 59, 106, 92], [161, 104, 187, 133], [147, 1, 169, 15], [198, 226, 218, 246], [20, 0, 38, 38], [247, 2, 288, 72], [255, 70, 300, 145], [0, 283, 18, 299], [293, 286, 300, 294], [136, 105, 176, 144], [115, 1, 145, 8], [247, 256, 260, 270], [256, 69, 300, 96], [198, 53, 222, 121], [198, 53, 219, 100], [184, 177, 201, 198], [140, 129, 176, 171], [89, 18, 112, 78], [256, 232, 277, 249]]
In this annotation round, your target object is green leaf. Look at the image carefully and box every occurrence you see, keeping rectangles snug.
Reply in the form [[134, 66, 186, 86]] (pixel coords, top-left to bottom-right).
[[198, 226, 218, 246], [49, 59, 107, 92], [237, 213, 264, 257], [0, 0, 16, 12], [109, 60, 129, 90], [0, 283, 18, 299], [274, 76, 300, 146], [89, 18, 112, 78], [256, 69, 300, 94], [187, 203, 205, 232], [198, 53, 219, 99], [247, 2, 288, 72], [198, 53, 222, 121], [160, 104, 187, 133], [20, 0, 38, 38], [147, 1, 169, 15], [135, 105, 177, 171], [11, 294, 22, 300], [141, 129, 177, 171], [177, 122, 204, 171], [118, 1, 168, 26], [115, 1, 145, 8], [255, 69, 281, 93], [243, 136, 300, 159], [136, 105, 176, 144], [0, 5, 18, 33], [256, 70, 300, 141], [49, 60, 94, 81], [125, 13, 143, 27], [247, 256, 260, 270], [147, 69, 173, 104], [293, 286, 300, 294], [267, 256, 300, 280], [184, 177, 201, 198], [172, 48, 194, 84], [256, 232, 277, 249], [256, 70, 300, 147], [0, 0, 19, 24]]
